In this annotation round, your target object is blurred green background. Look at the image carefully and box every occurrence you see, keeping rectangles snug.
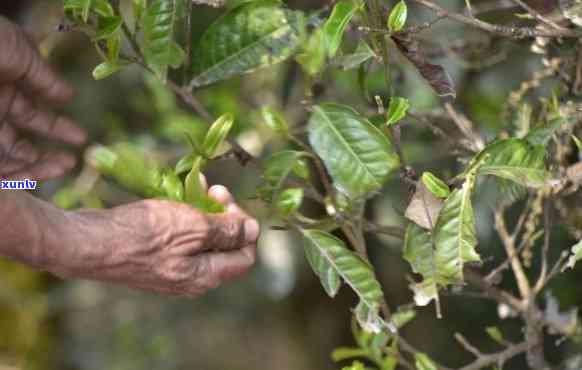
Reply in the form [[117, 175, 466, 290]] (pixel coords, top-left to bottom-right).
[[0, 1, 581, 369]]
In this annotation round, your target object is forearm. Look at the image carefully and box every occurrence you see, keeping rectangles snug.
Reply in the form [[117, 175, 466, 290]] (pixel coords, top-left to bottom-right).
[[0, 191, 115, 277]]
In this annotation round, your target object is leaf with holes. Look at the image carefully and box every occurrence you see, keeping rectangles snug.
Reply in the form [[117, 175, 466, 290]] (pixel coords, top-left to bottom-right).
[[308, 103, 399, 199], [190, 1, 305, 88], [433, 172, 481, 284], [403, 223, 442, 315]]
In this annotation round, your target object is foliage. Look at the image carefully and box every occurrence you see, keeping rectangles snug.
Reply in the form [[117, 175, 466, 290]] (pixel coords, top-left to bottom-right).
[[58, 0, 582, 369]]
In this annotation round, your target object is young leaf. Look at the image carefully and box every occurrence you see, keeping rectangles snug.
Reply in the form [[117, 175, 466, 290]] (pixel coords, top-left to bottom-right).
[[385, 97, 409, 126], [414, 353, 438, 370], [263, 151, 309, 186], [387, 0, 407, 33], [275, 188, 304, 217], [486, 326, 505, 344], [261, 107, 289, 135], [391, 307, 416, 328], [468, 138, 548, 188], [143, 0, 184, 81], [564, 240, 582, 270], [92, 62, 121, 80], [296, 28, 326, 76], [89, 143, 164, 198], [572, 135, 582, 153], [334, 40, 376, 70], [185, 157, 225, 213], [133, 0, 147, 23], [302, 229, 385, 332], [323, 0, 359, 58], [202, 113, 235, 158], [190, 1, 306, 88], [94, 16, 123, 40], [433, 172, 481, 283], [308, 103, 400, 199], [421, 172, 450, 199], [160, 170, 185, 201], [403, 223, 441, 315]]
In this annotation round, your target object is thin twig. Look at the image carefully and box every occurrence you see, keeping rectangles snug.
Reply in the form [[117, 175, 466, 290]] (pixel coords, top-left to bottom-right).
[[411, 0, 582, 39]]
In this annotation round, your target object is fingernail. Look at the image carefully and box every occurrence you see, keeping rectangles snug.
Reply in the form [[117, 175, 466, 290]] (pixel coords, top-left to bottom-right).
[[244, 219, 260, 244]]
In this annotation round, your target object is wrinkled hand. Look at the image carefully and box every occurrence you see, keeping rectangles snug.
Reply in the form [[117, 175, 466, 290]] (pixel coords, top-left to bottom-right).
[[50, 184, 260, 297], [0, 16, 86, 180]]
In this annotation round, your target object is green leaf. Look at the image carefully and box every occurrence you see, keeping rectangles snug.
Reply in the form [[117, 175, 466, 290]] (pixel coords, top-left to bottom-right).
[[92, 62, 121, 80], [185, 157, 225, 213], [572, 135, 582, 153], [468, 138, 549, 188], [331, 347, 367, 362], [525, 116, 571, 145], [143, 0, 183, 81], [565, 240, 582, 270], [296, 28, 326, 76], [323, 0, 359, 58], [202, 113, 235, 158], [414, 353, 438, 370], [191, 1, 306, 88], [341, 361, 366, 370], [335, 40, 376, 70], [264, 150, 309, 186], [308, 103, 399, 199], [433, 173, 480, 283], [89, 143, 164, 198], [94, 16, 123, 40], [160, 170, 185, 201], [303, 230, 342, 298], [275, 188, 303, 216], [421, 172, 450, 199], [387, 1, 407, 33], [302, 229, 385, 332], [391, 307, 416, 328], [386, 97, 409, 126], [261, 106, 289, 135], [486, 326, 505, 344], [403, 223, 441, 315], [133, 0, 147, 23]]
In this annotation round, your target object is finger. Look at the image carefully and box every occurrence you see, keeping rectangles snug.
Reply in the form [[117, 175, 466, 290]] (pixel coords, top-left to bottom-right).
[[0, 157, 29, 174], [5, 151, 76, 181], [195, 246, 257, 287], [0, 124, 39, 163], [205, 212, 260, 252], [208, 185, 235, 206], [0, 18, 74, 104], [207, 184, 249, 217], [8, 90, 87, 145]]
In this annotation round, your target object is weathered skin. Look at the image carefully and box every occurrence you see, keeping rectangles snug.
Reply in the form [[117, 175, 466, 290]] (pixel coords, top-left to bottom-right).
[[0, 16, 259, 297]]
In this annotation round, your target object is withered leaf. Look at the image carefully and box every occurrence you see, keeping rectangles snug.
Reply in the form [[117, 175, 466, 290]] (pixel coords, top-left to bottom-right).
[[405, 180, 444, 230], [392, 33, 456, 99]]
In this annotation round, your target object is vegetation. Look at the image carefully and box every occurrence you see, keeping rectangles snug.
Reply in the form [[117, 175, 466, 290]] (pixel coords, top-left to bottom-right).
[[45, 0, 582, 369]]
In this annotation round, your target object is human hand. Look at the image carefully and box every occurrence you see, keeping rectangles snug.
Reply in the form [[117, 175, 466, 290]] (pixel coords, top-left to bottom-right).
[[0, 16, 86, 181], [48, 184, 260, 297]]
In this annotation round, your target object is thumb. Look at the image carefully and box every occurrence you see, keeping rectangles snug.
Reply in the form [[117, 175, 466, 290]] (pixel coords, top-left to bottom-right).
[[204, 213, 260, 252]]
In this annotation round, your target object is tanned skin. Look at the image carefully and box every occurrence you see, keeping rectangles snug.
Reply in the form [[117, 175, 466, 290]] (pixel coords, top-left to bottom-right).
[[0, 16, 260, 297]]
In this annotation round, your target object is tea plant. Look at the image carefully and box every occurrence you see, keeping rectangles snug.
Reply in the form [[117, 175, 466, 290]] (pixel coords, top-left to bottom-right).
[[59, 0, 582, 369]]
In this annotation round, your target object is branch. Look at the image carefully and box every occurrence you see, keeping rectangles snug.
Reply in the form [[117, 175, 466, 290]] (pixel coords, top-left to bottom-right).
[[458, 341, 530, 370], [410, 0, 582, 39]]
